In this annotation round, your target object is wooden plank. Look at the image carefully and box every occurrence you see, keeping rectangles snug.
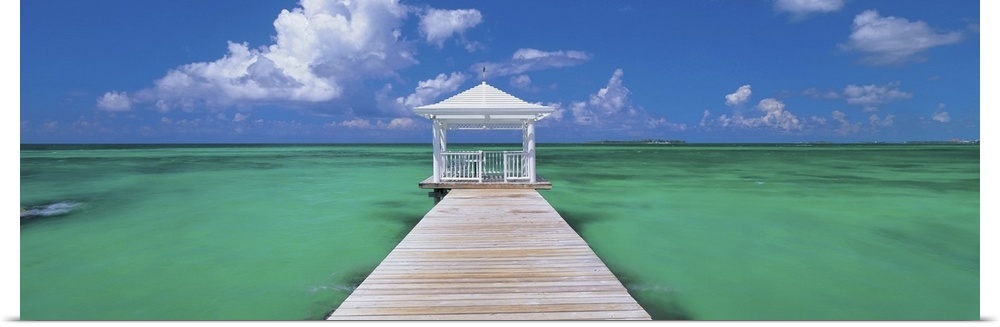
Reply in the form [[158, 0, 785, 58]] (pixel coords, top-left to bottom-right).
[[326, 189, 650, 320], [328, 310, 652, 320], [337, 290, 634, 302], [331, 285, 631, 296]]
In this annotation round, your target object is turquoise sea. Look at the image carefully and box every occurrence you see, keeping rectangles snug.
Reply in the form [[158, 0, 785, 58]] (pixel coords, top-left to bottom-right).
[[19, 143, 980, 320]]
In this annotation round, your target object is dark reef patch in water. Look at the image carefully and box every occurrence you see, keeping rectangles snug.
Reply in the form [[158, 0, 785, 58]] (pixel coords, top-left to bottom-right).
[[311, 263, 381, 320], [371, 199, 411, 210], [369, 204, 428, 240], [872, 223, 979, 272], [554, 209, 610, 235], [612, 269, 694, 320], [389, 215, 426, 240], [371, 199, 429, 225]]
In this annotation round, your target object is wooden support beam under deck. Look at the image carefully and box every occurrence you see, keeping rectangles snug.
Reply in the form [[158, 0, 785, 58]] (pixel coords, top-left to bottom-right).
[[418, 176, 552, 190]]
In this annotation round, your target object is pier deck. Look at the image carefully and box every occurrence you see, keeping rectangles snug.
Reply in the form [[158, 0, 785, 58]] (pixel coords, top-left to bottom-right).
[[326, 188, 649, 320]]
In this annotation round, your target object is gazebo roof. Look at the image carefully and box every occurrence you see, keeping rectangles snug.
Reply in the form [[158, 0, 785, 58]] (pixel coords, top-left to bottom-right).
[[413, 82, 554, 122]]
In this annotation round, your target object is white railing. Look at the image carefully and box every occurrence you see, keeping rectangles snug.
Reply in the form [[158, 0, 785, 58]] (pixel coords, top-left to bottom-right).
[[503, 151, 529, 181], [442, 151, 483, 182], [482, 151, 504, 177], [442, 150, 528, 182]]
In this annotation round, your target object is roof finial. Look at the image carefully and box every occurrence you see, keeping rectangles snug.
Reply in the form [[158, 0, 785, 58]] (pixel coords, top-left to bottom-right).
[[482, 66, 486, 84]]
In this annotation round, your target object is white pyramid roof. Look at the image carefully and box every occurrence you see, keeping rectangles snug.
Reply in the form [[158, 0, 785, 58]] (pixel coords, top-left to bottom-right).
[[413, 82, 554, 122]]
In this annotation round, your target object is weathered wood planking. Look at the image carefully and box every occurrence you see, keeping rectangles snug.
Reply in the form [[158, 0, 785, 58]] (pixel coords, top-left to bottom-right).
[[327, 189, 650, 320]]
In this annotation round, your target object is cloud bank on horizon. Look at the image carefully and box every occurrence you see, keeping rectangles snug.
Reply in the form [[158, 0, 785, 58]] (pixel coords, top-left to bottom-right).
[[20, 0, 980, 143]]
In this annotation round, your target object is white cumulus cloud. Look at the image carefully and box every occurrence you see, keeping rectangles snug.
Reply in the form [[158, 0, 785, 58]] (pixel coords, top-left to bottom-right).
[[570, 101, 599, 126], [96, 91, 132, 112], [700, 110, 714, 127], [545, 102, 565, 122], [932, 103, 951, 123], [704, 98, 803, 132], [474, 48, 591, 77], [870, 113, 895, 127], [333, 117, 420, 130], [933, 111, 951, 123], [725, 85, 752, 106], [117, 0, 429, 114], [397, 72, 468, 108], [831, 110, 861, 134], [565, 69, 683, 131], [419, 8, 483, 47], [385, 117, 418, 129], [338, 117, 374, 129], [589, 69, 630, 115], [839, 9, 962, 65], [803, 87, 840, 99], [774, 0, 844, 20], [755, 98, 803, 131], [510, 75, 533, 90], [842, 82, 912, 110]]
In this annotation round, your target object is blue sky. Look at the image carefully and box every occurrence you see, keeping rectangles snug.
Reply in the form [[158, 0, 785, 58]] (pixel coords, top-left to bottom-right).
[[17, 0, 985, 144]]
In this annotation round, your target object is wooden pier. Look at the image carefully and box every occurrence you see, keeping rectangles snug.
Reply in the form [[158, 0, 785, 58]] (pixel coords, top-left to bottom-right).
[[326, 188, 650, 320]]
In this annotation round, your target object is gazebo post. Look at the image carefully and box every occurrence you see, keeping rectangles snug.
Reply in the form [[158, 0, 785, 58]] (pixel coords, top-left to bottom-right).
[[440, 122, 448, 181], [440, 122, 447, 152], [432, 120, 446, 182], [526, 121, 536, 183]]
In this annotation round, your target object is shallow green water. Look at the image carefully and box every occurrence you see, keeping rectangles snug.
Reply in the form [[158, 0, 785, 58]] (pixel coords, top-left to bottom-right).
[[20, 143, 979, 320]]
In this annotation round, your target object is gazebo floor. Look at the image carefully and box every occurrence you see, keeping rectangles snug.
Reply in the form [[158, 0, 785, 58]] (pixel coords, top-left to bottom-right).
[[418, 175, 552, 190]]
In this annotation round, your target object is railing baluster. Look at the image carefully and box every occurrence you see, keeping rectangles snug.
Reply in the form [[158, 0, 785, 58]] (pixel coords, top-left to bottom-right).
[[442, 150, 531, 182]]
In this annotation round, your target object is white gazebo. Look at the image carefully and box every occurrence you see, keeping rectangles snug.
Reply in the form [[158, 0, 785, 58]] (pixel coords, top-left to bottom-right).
[[414, 81, 554, 191]]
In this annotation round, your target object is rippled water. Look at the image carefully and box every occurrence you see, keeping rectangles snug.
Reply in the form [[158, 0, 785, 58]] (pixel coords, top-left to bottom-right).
[[19, 143, 980, 320]]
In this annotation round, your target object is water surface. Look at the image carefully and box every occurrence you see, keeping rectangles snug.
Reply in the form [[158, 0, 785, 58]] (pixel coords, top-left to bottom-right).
[[20, 143, 979, 320]]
